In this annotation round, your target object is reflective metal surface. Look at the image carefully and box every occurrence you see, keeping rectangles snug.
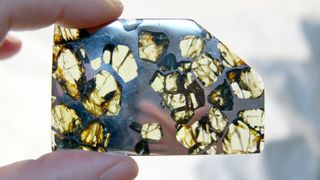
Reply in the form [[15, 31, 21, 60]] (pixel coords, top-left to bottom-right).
[[51, 19, 265, 155]]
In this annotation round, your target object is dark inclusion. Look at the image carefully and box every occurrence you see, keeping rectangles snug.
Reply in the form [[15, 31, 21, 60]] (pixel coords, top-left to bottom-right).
[[135, 140, 150, 155], [157, 53, 178, 71], [208, 80, 233, 110], [129, 121, 142, 133]]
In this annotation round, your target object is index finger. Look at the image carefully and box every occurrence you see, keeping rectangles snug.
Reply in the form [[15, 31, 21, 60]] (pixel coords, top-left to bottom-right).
[[0, 0, 123, 40]]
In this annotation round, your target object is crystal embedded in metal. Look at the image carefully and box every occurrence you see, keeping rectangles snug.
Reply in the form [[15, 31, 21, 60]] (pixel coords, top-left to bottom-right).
[[180, 35, 205, 59], [139, 31, 169, 63], [52, 104, 82, 134], [54, 26, 82, 43], [52, 46, 86, 100], [217, 42, 246, 68], [52, 19, 265, 155], [103, 44, 138, 82], [208, 107, 228, 133], [82, 70, 122, 117], [191, 54, 223, 87], [228, 68, 264, 99], [141, 123, 163, 142], [81, 121, 105, 147], [208, 80, 233, 110]]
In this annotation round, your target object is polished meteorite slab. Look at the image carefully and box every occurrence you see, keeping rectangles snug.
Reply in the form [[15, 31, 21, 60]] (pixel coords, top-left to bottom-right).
[[51, 19, 265, 155]]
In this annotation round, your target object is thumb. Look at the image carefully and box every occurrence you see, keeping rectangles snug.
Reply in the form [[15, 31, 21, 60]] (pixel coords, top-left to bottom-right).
[[0, 151, 138, 180], [0, 34, 21, 60]]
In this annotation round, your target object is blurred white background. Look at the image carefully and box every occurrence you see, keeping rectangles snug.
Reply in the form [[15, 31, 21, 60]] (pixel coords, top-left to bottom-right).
[[1, 0, 319, 179]]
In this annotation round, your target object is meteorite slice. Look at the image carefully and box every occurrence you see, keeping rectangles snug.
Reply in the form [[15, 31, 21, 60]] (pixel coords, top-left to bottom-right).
[[52, 19, 265, 156]]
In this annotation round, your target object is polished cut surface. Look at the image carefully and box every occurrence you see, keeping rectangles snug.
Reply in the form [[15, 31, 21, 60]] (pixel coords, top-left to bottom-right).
[[52, 19, 265, 155]]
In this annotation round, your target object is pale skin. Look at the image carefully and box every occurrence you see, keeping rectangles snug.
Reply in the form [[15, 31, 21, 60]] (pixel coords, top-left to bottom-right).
[[0, 0, 139, 179]]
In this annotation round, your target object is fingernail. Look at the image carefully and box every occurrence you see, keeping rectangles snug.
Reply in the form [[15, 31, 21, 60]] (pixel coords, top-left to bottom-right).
[[100, 162, 131, 180], [6, 34, 21, 44], [110, 0, 123, 8]]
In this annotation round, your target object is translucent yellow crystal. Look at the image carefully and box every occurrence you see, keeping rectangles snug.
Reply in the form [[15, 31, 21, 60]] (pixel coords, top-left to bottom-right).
[[180, 35, 205, 59], [228, 69, 264, 99], [90, 57, 101, 70], [52, 105, 82, 134], [139, 31, 169, 62], [176, 125, 196, 148], [141, 123, 163, 142], [192, 121, 216, 146], [105, 45, 138, 82], [208, 108, 228, 133], [150, 71, 165, 93], [164, 72, 179, 93], [217, 43, 246, 67], [53, 47, 85, 100], [81, 122, 104, 147], [239, 109, 265, 133], [82, 70, 121, 117], [223, 121, 262, 154], [172, 109, 194, 124], [162, 93, 186, 110], [192, 54, 223, 87], [54, 26, 80, 43]]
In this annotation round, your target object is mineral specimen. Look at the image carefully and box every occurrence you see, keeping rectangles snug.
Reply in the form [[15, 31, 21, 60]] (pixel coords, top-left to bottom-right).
[[52, 19, 264, 155]]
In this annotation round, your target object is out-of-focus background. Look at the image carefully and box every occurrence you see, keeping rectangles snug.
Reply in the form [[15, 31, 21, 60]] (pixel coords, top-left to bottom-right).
[[1, 0, 319, 179]]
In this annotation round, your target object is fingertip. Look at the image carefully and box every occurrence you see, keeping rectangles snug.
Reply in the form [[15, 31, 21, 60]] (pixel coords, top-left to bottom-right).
[[0, 34, 22, 60], [56, 0, 124, 29], [100, 155, 139, 180]]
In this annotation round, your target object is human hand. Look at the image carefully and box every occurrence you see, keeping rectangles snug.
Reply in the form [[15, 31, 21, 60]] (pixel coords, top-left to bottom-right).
[[0, 0, 138, 179], [0, 0, 123, 59]]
